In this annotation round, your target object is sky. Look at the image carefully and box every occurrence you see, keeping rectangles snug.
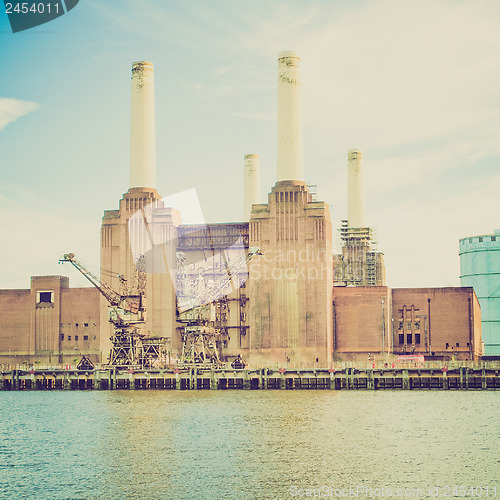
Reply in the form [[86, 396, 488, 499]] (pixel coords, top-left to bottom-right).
[[0, 0, 499, 290]]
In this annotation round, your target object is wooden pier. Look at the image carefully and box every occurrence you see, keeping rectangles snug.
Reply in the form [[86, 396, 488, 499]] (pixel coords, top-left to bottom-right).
[[1, 366, 500, 391]]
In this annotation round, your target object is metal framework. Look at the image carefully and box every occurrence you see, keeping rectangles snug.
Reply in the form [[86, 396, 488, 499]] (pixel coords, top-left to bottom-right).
[[60, 253, 169, 368], [175, 247, 260, 366]]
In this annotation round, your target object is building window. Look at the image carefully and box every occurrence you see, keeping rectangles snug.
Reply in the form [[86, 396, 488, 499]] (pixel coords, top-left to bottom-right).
[[60, 334, 64, 341], [492, 236, 496, 242], [94, 336, 97, 340], [37, 291, 54, 304], [446, 342, 449, 349], [75, 335, 79, 341], [415, 334, 420, 344], [479, 237, 483, 242], [415, 321, 420, 330], [398, 321, 403, 330], [407, 322, 412, 330], [83, 335, 88, 341], [84, 323, 89, 327], [399, 334, 404, 344], [407, 334, 412, 344], [456, 343, 459, 347], [68, 336, 71, 341], [75, 323, 79, 327]]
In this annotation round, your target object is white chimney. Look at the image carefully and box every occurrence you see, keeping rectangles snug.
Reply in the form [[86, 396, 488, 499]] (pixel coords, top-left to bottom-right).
[[130, 61, 156, 189], [347, 149, 364, 228], [277, 51, 303, 182], [244, 154, 260, 220]]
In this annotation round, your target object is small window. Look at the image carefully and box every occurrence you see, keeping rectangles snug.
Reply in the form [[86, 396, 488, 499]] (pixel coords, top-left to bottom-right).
[[60, 334, 64, 341], [75, 323, 79, 327], [467, 342, 470, 346], [84, 323, 89, 327], [399, 334, 404, 344], [446, 342, 449, 349], [93, 323, 97, 327], [479, 237, 483, 242], [37, 291, 53, 304], [75, 335, 79, 341], [398, 321, 403, 330], [415, 334, 420, 344], [468, 238, 472, 243], [407, 334, 412, 344], [415, 321, 420, 330], [316, 357, 319, 363], [68, 336, 72, 341], [83, 335, 89, 341], [456, 342, 459, 347], [491, 236, 496, 241], [407, 322, 412, 330]]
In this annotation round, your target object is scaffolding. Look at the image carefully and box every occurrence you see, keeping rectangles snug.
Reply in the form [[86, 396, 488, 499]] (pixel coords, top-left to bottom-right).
[[335, 220, 384, 287]]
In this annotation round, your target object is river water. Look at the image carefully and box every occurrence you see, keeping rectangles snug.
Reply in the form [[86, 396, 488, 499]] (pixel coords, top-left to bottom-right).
[[0, 391, 498, 499]]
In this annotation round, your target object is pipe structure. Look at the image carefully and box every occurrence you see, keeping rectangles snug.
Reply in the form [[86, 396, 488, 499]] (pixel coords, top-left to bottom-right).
[[130, 61, 156, 189], [244, 154, 260, 220], [277, 51, 303, 182], [347, 149, 364, 228]]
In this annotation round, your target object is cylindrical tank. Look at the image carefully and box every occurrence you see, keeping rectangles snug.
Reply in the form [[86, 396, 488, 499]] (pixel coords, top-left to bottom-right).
[[459, 230, 500, 356]]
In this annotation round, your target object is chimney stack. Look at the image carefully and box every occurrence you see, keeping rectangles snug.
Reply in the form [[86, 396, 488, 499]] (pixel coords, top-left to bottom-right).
[[244, 154, 260, 220], [130, 61, 156, 189], [347, 149, 364, 228], [277, 51, 303, 182]]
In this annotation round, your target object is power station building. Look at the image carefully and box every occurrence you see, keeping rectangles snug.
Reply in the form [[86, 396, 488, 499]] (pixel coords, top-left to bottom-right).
[[0, 53, 484, 366]]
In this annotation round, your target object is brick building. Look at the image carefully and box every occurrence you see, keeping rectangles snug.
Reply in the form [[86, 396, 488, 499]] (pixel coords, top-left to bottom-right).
[[0, 276, 100, 365]]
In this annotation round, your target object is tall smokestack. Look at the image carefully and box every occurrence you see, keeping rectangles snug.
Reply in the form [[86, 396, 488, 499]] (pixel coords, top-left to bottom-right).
[[130, 61, 156, 189], [277, 51, 303, 182], [244, 154, 260, 220], [347, 149, 364, 228]]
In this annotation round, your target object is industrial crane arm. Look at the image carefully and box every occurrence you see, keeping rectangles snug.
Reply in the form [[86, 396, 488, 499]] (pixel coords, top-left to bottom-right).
[[198, 247, 260, 305], [59, 253, 123, 306]]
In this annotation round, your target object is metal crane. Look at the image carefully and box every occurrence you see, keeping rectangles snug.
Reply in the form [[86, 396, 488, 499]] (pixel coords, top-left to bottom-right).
[[59, 253, 168, 368], [175, 247, 260, 366]]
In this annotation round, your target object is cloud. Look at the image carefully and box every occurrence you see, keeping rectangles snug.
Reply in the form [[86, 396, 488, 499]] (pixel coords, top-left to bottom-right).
[[0, 98, 39, 131]]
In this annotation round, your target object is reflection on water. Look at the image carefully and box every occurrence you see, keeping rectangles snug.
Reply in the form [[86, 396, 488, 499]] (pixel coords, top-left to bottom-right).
[[0, 391, 498, 499]]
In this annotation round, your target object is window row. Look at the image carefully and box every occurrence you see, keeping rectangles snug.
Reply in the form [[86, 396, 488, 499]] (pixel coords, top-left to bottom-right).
[[398, 334, 421, 344], [60, 334, 96, 342], [398, 321, 421, 330], [60, 323, 96, 328]]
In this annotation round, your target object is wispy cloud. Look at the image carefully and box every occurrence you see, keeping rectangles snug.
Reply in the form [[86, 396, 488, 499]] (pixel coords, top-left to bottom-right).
[[0, 98, 39, 131]]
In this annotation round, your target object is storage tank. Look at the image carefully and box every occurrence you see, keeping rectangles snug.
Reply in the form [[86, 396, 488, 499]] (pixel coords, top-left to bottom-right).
[[459, 230, 500, 356]]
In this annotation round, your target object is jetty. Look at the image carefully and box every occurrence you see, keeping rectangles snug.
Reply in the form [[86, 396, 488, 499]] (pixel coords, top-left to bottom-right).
[[1, 363, 499, 391]]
